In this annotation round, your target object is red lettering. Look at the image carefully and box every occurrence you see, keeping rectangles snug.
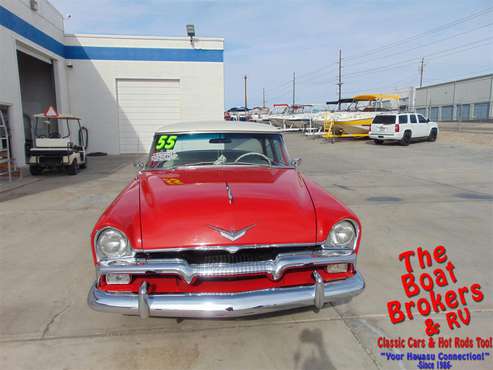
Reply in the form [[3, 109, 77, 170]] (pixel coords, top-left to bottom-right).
[[419, 273, 434, 291], [405, 300, 415, 320], [470, 283, 484, 302], [434, 245, 447, 264], [402, 273, 420, 297], [417, 247, 432, 269], [445, 290, 458, 308], [429, 291, 446, 312], [399, 250, 415, 273], [446, 311, 460, 329], [458, 307, 471, 326], [387, 301, 405, 324], [433, 268, 449, 287], [457, 286, 469, 305], [446, 261, 457, 283], [417, 297, 431, 316]]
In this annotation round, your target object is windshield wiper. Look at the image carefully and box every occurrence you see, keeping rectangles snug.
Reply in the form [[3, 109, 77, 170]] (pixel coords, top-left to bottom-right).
[[223, 161, 271, 167], [181, 161, 218, 167]]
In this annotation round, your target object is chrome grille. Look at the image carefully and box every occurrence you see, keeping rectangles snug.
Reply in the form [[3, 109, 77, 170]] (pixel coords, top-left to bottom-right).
[[135, 245, 322, 265]]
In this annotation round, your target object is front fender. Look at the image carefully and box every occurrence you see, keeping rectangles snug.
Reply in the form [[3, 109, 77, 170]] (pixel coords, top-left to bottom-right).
[[90, 178, 142, 264], [302, 176, 362, 254]]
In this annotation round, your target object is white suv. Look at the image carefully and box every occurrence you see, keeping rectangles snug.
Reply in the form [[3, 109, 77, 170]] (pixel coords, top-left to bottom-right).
[[369, 113, 438, 146]]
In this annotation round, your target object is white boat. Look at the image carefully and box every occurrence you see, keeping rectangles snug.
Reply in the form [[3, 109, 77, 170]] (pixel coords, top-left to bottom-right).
[[267, 104, 291, 127], [249, 107, 271, 122], [322, 94, 400, 138]]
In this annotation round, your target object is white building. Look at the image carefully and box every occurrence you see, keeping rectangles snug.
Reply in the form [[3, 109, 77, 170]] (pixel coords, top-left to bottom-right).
[[0, 0, 224, 167], [415, 74, 493, 122]]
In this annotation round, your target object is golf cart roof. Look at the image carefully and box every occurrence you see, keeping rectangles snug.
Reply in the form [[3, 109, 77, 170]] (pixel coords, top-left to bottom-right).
[[33, 113, 81, 120]]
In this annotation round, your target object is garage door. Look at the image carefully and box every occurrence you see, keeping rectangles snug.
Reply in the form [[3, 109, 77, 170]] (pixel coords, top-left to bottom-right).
[[117, 79, 181, 153]]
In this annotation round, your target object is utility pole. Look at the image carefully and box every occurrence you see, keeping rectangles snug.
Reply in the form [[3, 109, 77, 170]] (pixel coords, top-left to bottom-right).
[[262, 88, 266, 108], [419, 58, 425, 88], [337, 49, 343, 110], [244, 75, 248, 111], [292, 72, 296, 106]]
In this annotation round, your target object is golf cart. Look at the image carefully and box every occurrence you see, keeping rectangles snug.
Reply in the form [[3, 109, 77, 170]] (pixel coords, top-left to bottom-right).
[[29, 107, 88, 175]]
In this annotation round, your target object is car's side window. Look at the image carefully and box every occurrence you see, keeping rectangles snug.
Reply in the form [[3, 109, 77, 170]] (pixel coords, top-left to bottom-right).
[[418, 115, 427, 123], [410, 114, 417, 123], [399, 115, 408, 124]]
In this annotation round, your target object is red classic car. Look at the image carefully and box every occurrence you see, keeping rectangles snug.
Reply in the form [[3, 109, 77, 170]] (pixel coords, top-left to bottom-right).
[[88, 121, 364, 318]]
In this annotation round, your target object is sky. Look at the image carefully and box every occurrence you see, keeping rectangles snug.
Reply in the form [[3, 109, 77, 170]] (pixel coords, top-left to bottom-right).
[[50, 0, 493, 109]]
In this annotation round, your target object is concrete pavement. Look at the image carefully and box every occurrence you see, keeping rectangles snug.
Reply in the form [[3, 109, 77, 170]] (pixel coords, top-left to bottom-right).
[[0, 134, 492, 370]]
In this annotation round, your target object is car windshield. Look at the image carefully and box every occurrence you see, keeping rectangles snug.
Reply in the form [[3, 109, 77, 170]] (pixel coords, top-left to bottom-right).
[[147, 132, 290, 169], [373, 115, 396, 124]]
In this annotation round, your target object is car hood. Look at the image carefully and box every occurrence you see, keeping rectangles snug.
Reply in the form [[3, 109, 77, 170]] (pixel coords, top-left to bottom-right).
[[139, 167, 316, 249]]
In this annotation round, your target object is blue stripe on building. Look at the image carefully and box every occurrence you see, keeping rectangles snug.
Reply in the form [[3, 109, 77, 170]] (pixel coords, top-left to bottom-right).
[[64, 46, 223, 62], [0, 5, 223, 62], [0, 5, 65, 56]]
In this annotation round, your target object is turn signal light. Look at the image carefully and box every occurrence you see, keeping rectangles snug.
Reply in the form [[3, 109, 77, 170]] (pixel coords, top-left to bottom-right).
[[326, 264, 348, 273], [106, 273, 131, 284]]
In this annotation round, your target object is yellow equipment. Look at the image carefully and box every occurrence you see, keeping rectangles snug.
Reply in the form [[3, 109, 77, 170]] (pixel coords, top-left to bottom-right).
[[322, 94, 400, 140]]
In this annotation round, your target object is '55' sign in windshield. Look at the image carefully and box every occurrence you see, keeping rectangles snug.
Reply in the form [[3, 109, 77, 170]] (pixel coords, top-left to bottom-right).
[[155, 135, 178, 150]]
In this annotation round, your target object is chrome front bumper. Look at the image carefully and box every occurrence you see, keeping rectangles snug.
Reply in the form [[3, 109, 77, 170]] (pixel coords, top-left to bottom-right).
[[87, 272, 365, 318]]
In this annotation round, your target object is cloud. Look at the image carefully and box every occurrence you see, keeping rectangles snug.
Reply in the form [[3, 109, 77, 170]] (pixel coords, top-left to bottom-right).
[[50, 0, 493, 108]]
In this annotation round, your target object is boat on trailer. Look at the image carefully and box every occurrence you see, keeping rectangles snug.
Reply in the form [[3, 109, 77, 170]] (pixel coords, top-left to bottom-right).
[[322, 94, 400, 139], [306, 99, 354, 136]]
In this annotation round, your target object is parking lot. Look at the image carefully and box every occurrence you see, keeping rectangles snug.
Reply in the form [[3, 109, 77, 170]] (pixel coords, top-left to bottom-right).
[[1, 130, 492, 370]]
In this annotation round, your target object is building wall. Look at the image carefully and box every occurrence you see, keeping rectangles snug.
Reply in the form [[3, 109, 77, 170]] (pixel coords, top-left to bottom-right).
[[0, 0, 69, 166], [65, 34, 224, 155], [0, 0, 224, 164], [415, 74, 493, 121]]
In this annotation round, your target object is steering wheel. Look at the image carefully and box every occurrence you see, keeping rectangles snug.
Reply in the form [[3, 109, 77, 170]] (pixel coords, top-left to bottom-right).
[[234, 152, 272, 166]]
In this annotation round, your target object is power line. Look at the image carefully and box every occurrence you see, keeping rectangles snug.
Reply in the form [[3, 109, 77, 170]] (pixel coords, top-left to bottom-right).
[[344, 6, 493, 61], [341, 37, 493, 79], [344, 21, 493, 68], [261, 6, 493, 105]]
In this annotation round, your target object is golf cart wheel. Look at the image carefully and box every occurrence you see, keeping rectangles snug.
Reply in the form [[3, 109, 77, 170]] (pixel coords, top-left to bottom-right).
[[80, 158, 87, 169], [428, 128, 438, 142], [374, 139, 383, 145], [400, 131, 411, 146], [29, 165, 43, 176], [67, 160, 79, 175]]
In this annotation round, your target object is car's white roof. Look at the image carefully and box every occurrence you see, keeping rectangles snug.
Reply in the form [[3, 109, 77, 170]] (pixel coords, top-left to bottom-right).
[[156, 121, 281, 134]]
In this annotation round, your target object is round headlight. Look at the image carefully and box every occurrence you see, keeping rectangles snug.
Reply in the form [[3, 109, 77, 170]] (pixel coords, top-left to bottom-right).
[[326, 220, 357, 249], [96, 228, 131, 259]]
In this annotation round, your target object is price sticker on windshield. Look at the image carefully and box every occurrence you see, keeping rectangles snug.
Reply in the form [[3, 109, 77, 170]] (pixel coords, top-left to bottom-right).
[[155, 135, 178, 150]]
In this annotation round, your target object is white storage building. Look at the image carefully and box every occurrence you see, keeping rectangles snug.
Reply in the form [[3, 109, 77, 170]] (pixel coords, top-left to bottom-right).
[[0, 0, 224, 168], [415, 74, 493, 122]]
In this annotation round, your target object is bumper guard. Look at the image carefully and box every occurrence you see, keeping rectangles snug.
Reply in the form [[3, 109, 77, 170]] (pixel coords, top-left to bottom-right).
[[88, 271, 365, 318]]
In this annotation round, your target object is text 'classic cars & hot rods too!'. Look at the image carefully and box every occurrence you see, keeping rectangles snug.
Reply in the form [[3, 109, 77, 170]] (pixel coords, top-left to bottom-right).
[[87, 121, 364, 318]]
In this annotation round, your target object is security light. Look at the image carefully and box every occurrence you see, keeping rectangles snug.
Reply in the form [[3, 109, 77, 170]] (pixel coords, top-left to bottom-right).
[[30, 0, 39, 11], [186, 24, 195, 42]]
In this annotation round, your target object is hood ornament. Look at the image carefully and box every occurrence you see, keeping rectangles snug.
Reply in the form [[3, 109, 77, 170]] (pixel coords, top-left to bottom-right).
[[208, 224, 255, 242]]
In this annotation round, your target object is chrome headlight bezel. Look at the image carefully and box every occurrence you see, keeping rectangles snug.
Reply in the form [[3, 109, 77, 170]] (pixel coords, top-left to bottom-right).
[[323, 219, 359, 250], [95, 227, 134, 261]]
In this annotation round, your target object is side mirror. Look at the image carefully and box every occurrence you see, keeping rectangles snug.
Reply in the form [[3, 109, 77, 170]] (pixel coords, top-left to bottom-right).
[[426, 118, 430, 123], [290, 158, 302, 168], [134, 160, 145, 171]]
